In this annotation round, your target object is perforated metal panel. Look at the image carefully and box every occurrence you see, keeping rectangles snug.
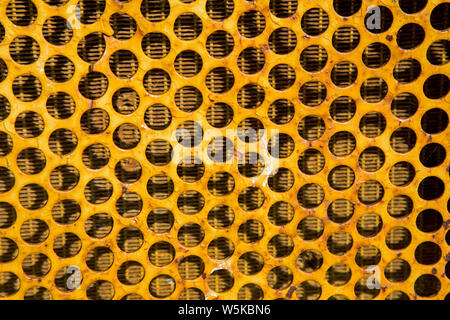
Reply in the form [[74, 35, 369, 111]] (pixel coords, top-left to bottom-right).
[[0, 0, 449, 300]]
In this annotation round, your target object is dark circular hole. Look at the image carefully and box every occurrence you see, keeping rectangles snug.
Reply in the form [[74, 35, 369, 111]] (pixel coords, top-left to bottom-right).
[[78, 72, 108, 100], [420, 143, 446, 167], [141, 0, 170, 23], [332, 26, 360, 52], [397, 23, 425, 50], [269, 27, 297, 54], [144, 104, 172, 130], [174, 50, 203, 78], [45, 55, 75, 83], [142, 32, 170, 59], [42, 16, 72, 45], [430, 3, 449, 31], [10, 36, 40, 65], [415, 241, 442, 265], [418, 176, 444, 200], [391, 92, 418, 119], [110, 12, 137, 40], [399, 0, 427, 14], [423, 74, 449, 99], [77, 32, 106, 64], [301, 8, 329, 36], [333, 0, 361, 16], [206, 30, 234, 59], [238, 10, 265, 38], [421, 108, 448, 134], [393, 59, 421, 84], [174, 12, 202, 40], [416, 209, 443, 233], [414, 274, 441, 297]]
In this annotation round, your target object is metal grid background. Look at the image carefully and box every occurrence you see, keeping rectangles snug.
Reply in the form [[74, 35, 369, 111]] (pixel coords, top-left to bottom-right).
[[0, 0, 449, 300]]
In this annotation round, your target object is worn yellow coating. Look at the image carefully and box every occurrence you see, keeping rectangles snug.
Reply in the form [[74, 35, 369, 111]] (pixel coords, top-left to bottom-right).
[[0, 0, 448, 300]]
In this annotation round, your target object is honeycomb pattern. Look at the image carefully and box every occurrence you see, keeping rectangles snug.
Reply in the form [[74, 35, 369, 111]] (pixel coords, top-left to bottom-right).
[[0, 0, 449, 300]]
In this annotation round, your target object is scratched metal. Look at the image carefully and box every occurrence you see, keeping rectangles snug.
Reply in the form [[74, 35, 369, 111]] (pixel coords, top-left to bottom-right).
[[0, 0, 448, 300]]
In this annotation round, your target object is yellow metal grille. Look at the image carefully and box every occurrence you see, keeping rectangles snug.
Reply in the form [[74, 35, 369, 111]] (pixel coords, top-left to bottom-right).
[[0, 0, 449, 300]]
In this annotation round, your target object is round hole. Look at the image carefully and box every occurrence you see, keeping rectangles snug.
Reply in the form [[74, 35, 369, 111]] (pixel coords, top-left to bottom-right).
[[144, 104, 172, 130], [357, 212, 382, 237], [301, 8, 329, 36], [296, 249, 323, 273], [20, 219, 49, 244], [237, 83, 265, 109], [148, 241, 175, 267], [390, 127, 416, 153], [358, 180, 384, 205], [430, 3, 449, 31], [84, 178, 113, 204], [147, 207, 174, 234], [393, 59, 421, 84], [269, 64, 296, 90], [418, 176, 444, 200], [178, 223, 204, 247], [142, 32, 171, 59], [327, 199, 354, 224], [174, 12, 202, 40], [329, 131, 356, 157], [362, 42, 391, 68], [421, 108, 448, 134], [205, 67, 234, 93], [360, 78, 388, 103], [141, 0, 170, 23], [386, 227, 411, 250], [238, 10, 265, 38], [109, 50, 138, 79], [389, 161, 415, 187], [19, 184, 48, 210], [328, 165, 355, 191], [174, 50, 203, 78], [391, 92, 418, 119], [177, 190, 205, 214], [82, 143, 110, 169], [332, 26, 360, 52], [10, 36, 40, 65], [16, 148, 46, 175], [110, 12, 136, 40], [333, 0, 361, 16], [415, 241, 442, 265], [206, 30, 234, 59], [297, 217, 324, 241], [414, 274, 441, 297], [397, 23, 425, 50], [85, 213, 113, 239], [117, 226, 143, 253], [114, 158, 142, 184], [146, 174, 174, 199], [238, 251, 264, 276], [208, 205, 234, 229], [77, 32, 106, 64], [238, 219, 264, 243], [113, 123, 141, 149], [13, 74, 41, 102], [143, 69, 171, 95], [427, 40, 450, 66], [52, 199, 81, 225], [416, 209, 443, 233], [175, 86, 203, 112], [79, 72, 108, 100], [387, 195, 413, 219], [269, 27, 297, 54]]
